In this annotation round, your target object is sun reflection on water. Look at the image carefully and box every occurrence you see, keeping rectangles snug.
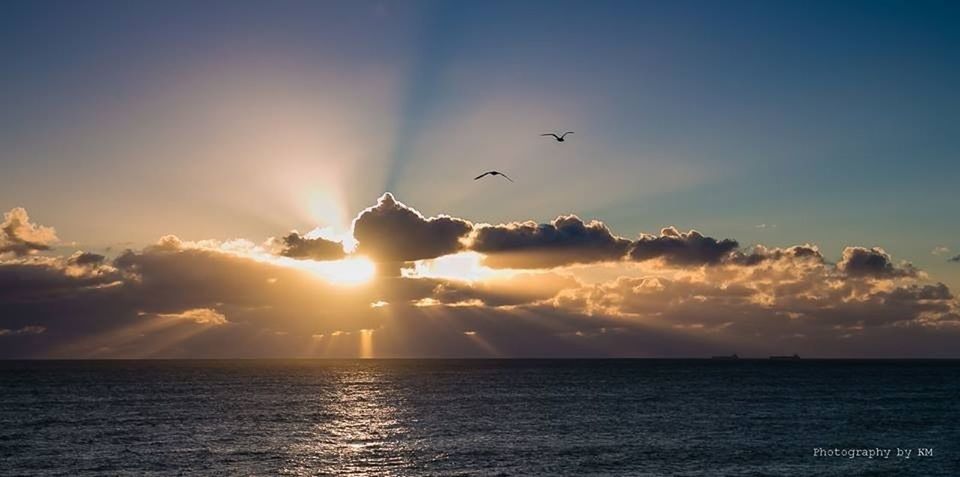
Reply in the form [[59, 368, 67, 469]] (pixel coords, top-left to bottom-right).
[[280, 367, 416, 476]]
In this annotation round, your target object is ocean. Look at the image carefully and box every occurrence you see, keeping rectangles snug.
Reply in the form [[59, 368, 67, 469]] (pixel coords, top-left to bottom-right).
[[1, 360, 957, 476]]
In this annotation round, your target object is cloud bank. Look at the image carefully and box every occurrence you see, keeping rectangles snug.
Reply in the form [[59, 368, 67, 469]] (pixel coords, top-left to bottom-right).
[[1, 195, 958, 358]]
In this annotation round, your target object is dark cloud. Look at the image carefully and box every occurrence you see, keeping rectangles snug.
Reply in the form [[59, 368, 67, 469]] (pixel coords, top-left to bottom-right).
[[470, 215, 631, 268], [949, 255, 960, 263], [0, 256, 121, 302], [276, 232, 345, 261], [727, 245, 823, 266], [627, 227, 739, 266], [0, 208, 58, 257], [67, 251, 107, 267], [352, 193, 472, 262], [837, 247, 916, 278]]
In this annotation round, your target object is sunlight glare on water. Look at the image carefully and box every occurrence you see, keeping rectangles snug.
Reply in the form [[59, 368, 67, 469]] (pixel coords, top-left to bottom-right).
[[280, 366, 417, 476], [1, 360, 957, 476]]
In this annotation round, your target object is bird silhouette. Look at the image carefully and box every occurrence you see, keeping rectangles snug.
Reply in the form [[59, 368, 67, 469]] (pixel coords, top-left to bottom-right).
[[474, 171, 514, 182], [541, 131, 574, 142]]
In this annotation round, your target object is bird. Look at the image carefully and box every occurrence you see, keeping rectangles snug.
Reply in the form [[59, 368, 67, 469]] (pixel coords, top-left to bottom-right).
[[541, 131, 574, 142], [474, 171, 514, 182]]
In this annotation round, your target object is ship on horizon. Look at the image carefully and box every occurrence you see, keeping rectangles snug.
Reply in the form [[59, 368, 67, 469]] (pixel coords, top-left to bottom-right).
[[711, 354, 740, 360], [769, 354, 801, 361]]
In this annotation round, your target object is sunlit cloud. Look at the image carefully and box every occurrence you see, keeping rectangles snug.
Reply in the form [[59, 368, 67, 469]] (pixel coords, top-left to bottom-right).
[[2, 198, 960, 358], [932, 246, 950, 256], [148, 308, 229, 326], [1, 207, 59, 257]]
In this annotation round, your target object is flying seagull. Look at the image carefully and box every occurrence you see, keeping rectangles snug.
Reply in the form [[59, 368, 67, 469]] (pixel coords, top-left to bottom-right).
[[474, 171, 514, 182], [541, 131, 574, 142]]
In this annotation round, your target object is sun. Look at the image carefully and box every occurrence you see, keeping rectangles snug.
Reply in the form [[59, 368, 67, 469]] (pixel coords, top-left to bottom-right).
[[298, 256, 376, 285]]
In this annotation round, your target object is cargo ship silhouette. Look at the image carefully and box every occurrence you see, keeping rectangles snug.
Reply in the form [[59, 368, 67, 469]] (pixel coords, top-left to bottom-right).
[[769, 354, 801, 361]]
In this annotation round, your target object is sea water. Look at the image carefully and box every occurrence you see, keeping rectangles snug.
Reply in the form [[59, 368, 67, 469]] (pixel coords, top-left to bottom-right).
[[1, 360, 957, 476]]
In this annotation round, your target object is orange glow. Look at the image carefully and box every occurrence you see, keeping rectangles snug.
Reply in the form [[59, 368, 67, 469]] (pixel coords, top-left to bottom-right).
[[359, 329, 375, 358], [403, 252, 517, 282], [288, 256, 376, 285]]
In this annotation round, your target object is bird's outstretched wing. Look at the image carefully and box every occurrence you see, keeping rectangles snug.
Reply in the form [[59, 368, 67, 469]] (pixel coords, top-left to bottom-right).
[[499, 173, 515, 182], [560, 131, 574, 138], [540, 133, 560, 140], [474, 172, 492, 180]]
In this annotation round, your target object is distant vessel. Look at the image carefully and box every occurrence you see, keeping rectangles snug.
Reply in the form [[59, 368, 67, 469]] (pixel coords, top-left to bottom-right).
[[769, 354, 801, 360], [711, 354, 739, 360]]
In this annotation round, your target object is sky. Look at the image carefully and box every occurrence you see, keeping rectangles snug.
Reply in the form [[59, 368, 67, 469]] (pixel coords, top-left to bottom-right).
[[2, 0, 959, 358]]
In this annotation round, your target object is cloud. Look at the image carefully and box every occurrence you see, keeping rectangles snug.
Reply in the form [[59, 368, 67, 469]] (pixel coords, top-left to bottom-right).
[[837, 247, 916, 278], [0, 234, 591, 357], [352, 193, 472, 263], [150, 308, 229, 325], [0, 207, 58, 257], [2, 193, 959, 358], [949, 255, 960, 263], [627, 227, 739, 266], [67, 251, 106, 267], [549, 255, 959, 354], [275, 232, 345, 261], [932, 246, 951, 256], [470, 215, 631, 268], [0, 255, 121, 302], [0, 325, 46, 336], [727, 244, 823, 266]]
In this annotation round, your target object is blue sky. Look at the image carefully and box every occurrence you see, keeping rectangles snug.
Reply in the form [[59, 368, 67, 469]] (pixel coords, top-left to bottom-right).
[[2, 0, 959, 286]]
